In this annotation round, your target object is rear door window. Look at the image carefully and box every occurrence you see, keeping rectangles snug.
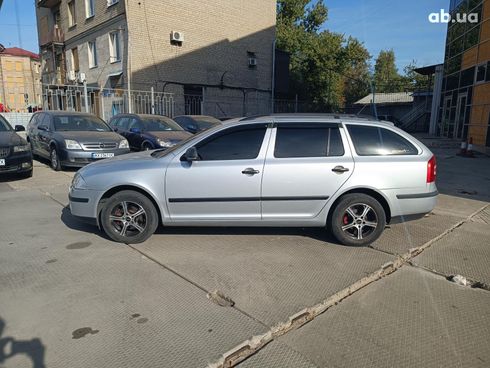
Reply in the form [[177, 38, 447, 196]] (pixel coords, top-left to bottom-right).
[[274, 125, 344, 158], [347, 125, 418, 156]]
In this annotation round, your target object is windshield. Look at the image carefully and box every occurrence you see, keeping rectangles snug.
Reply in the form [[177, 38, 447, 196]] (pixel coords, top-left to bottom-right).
[[0, 116, 13, 132], [192, 116, 221, 130], [53, 115, 112, 132], [141, 116, 183, 131], [151, 127, 211, 158]]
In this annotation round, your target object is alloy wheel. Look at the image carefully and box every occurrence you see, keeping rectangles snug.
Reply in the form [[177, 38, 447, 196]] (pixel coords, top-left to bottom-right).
[[109, 201, 147, 237], [341, 203, 378, 240]]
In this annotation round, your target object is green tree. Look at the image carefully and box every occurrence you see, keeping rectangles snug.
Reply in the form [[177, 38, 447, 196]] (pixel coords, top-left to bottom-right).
[[277, 0, 371, 110], [374, 49, 403, 93]]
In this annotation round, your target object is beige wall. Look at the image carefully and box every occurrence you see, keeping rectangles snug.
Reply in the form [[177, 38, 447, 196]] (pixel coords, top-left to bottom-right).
[[126, 0, 276, 91], [0, 55, 42, 111]]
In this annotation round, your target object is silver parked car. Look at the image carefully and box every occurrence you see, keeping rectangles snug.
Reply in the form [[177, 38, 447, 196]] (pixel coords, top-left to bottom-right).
[[69, 114, 438, 246]]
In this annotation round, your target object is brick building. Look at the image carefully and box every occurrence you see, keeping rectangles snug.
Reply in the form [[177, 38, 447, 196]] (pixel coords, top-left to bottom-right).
[[36, 0, 276, 118], [439, 0, 490, 151], [0, 46, 42, 112]]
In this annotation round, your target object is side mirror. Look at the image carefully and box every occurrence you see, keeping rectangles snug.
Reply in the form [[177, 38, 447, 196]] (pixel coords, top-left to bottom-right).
[[15, 125, 25, 132], [130, 127, 141, 134], [38, 125, 48, 131], [181, 146, 199, 162], [187, 124, 198, 134]]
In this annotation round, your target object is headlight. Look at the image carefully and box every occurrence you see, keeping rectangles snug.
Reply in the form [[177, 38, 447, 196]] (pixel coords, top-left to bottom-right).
[[119, 139, 129, 149], [71, 173, 88, 190], [157, 139, 176, 148], [65, 139, 82, 150], [13, 145, 30, 153]]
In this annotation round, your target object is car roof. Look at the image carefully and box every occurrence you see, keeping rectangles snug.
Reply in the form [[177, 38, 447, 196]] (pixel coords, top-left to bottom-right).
[[40, 111, 98, 117]]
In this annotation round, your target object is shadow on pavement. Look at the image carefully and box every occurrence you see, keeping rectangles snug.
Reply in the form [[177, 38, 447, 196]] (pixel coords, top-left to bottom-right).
[[0, 317, 46, 368], [60, 206, 109, 240]]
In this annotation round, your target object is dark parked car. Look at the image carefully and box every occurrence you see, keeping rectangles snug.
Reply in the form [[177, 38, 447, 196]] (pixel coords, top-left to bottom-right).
[[108, 114, 192, 151], [173, 115, 222, 134], [0, 115, 32, 177], [27, 111, 130, 171]]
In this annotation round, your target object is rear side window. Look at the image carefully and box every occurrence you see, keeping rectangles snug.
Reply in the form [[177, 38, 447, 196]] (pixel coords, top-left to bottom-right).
[[197, 126, 266, 161], [274, 126, 344, 158], [347, 125, 418, 156]]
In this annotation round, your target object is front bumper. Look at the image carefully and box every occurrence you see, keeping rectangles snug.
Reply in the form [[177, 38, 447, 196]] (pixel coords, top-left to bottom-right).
[[69, 187, 105, 223], [0, 151, 33, 174], [59, 148, 131, 167]]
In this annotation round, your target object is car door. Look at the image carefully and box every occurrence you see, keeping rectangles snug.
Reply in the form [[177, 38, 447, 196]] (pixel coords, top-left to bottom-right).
[[27, 113, 40, 152], [165, 123, 271, 221], [127, 117, 145, 149], [261, 122, 354, 219], [37, 114, 52, 157]]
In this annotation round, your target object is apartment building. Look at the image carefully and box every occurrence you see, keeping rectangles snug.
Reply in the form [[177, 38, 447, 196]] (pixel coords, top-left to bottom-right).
[[439, 0, 490, 151], [36, 0, 276, 117], [0, 46, 42, 112]]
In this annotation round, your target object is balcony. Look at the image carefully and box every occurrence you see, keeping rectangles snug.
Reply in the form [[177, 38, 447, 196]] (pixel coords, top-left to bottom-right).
[[40, 26, 64, 47], [37, 0, 61, 8]]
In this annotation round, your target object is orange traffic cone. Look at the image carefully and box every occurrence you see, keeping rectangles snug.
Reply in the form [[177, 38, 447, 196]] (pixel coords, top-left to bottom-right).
[[458, 140, 467, 156], [466, 137, 474, 158]]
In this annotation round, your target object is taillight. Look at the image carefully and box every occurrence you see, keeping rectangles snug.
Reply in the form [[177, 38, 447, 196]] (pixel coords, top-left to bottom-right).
[[427, 155, 437, 183]]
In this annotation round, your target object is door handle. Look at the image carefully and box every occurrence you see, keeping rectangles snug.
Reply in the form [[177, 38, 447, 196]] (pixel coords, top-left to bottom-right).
[[242, 168, 260, 175], [332, 165, 349, 173]]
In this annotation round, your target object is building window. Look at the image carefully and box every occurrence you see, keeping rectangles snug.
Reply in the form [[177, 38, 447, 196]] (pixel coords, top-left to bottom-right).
[[247, 51, 257, 69], [88, 41, 97, 68], [4, 61, 13, 71], [109, 32, 121, 63], [107, 0, 119, 6], [71, 47, 79, 72], [85, 0, 95, 18], [475, 63, 487, 84], [68, 0, 76, 27], [15, 62, 23, 72]]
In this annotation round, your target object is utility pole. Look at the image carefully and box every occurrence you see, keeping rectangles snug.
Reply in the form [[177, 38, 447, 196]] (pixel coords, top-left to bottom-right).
[[271, 39, 276, 114], [124, 0, 132, 113], [371, 79, 378, 119]]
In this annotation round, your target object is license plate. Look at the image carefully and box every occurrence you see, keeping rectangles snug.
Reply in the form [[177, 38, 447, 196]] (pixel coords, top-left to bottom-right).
[[92, 153, 114, 159], [0, 159, 4, 166]]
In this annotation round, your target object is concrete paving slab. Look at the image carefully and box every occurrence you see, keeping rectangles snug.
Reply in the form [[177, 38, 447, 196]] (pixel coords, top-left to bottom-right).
[[433, 194, 488, 218], [0, 190, 267, 368], [137, 228, 394, 327], [278, 266, 490, 368], [371, 211, 462, 255], [414, 221, 490, 285], [238, 341, 319, 368]]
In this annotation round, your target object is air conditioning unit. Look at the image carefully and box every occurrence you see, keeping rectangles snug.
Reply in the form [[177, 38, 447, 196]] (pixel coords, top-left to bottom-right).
[[78, 72, 86, 83], [171, 31, 184, 43], [107, 0, 119, 6], [67, 70, 76, 81], [248, 57, 257, 67]]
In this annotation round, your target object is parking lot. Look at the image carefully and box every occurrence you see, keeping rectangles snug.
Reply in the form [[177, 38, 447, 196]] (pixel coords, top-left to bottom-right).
[[1, 138, 490, 368]]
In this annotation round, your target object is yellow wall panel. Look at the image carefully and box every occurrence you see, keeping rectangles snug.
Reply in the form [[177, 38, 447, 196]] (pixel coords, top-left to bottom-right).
[[478, 40, 490, 62], [462, 46, 478, 69]]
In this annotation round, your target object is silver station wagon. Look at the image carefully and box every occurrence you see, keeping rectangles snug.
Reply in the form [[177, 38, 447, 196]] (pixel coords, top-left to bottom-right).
[[69, 114, 438, 246]]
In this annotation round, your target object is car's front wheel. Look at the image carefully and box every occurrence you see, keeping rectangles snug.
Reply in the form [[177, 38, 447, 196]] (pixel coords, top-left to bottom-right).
[[330, 193, 386, 246], [50, 146, 61, 171], [100, 190, 159, 244]]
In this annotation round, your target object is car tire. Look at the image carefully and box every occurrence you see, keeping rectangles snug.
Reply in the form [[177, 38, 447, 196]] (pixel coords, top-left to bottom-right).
[[141, 142, 153, 151], [330, 193, 386, 247], [100, 190, 159, 244], [50, 146, 62, 171]]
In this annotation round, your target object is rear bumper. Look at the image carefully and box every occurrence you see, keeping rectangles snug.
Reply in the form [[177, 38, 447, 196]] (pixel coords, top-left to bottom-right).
[[59, 148, 130, 167], [383, 187, 438, 218]]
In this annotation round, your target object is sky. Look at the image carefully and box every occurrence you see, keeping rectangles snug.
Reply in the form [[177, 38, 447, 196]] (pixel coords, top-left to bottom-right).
[[322, 0, 449, 71], [0, 0, 449, 73]]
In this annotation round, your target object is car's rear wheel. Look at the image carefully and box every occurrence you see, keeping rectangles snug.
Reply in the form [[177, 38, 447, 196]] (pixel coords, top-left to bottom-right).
[[50, 147, 62, 171], [100, 190, 158, 244], [330, 193, 386, 246]]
